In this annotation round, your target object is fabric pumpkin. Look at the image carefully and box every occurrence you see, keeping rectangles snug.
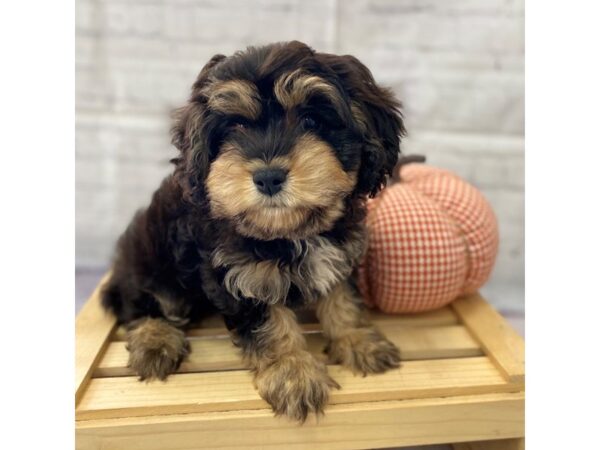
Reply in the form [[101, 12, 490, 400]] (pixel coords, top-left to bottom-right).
[[357, 163, 499, 313]]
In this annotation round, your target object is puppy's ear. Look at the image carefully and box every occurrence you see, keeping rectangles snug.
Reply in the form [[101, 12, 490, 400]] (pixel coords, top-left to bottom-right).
[[317, 54, 405, 197], [171, 54, 226, 201]]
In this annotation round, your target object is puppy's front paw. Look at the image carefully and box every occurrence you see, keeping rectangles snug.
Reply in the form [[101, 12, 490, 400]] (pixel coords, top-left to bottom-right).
[[126, 318, 190, 381], [326, 328, 400, 376], [255, 351, 340, 422]]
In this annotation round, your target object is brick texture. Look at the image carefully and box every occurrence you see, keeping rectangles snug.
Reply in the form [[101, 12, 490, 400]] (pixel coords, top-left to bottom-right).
[[76, 0, 524, 312]]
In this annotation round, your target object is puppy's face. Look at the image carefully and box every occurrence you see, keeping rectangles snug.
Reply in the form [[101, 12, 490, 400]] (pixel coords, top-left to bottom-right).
[[172, 42, 404, 240], [203, 71, 361, 240]]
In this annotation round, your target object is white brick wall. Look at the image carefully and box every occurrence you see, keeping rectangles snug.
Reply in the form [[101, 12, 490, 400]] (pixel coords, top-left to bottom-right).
[[76, 0, 524, 312]]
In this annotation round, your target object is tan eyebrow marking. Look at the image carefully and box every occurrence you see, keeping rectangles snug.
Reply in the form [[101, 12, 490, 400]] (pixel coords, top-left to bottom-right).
[[273, 70, 344, 111], [206, 80, 262, 120]]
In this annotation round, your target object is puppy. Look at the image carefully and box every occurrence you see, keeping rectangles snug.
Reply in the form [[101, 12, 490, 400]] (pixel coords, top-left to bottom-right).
[[101, 41, 404, 422]]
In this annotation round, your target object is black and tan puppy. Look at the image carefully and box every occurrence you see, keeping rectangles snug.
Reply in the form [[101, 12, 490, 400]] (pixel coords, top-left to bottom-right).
[[101, 41, 404, 422]]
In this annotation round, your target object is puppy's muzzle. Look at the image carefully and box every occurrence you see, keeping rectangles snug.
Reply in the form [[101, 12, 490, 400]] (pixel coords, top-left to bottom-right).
[[253, 168, 288, 196]]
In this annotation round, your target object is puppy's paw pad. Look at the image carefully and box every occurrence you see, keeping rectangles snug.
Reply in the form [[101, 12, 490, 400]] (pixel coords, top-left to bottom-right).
[[327, 328, 400, 375], [256, 351, 338, 422]]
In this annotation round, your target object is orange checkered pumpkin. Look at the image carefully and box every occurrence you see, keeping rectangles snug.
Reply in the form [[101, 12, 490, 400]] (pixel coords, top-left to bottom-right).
[[357, 163, 499, 313]]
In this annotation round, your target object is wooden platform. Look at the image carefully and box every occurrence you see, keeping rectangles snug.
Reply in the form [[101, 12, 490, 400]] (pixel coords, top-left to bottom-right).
[[75, 278, 525, 449]]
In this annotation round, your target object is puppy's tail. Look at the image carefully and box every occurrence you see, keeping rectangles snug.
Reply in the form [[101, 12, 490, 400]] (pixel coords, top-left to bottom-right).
[[99, 272, 158, 325], [100, 273, 125, 320]]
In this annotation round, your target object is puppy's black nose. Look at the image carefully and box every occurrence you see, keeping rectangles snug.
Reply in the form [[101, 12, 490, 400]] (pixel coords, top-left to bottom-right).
[[253, 168, 287, 196]]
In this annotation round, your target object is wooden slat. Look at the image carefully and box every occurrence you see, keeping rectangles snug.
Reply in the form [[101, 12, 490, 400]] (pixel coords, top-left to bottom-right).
[[111, 306, 458, 341], [451, 293, 525, 384], [76, 392, 525, 450], [76, 356, 522, 420], [453, 438, 525, 450], [369, 307, 458, 326], [75, 273, 117, 404], [95, 325, 482, 377]]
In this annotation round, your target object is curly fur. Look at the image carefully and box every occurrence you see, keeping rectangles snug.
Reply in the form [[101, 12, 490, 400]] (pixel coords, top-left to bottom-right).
[[101, 41, 404, 421]]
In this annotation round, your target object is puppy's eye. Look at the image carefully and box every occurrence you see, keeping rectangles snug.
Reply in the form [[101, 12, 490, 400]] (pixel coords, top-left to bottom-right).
[[229, 118, 248, 131], [302, 115, 320, 130]]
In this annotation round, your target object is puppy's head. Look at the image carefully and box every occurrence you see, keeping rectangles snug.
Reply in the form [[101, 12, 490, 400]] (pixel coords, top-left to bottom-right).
[[172, 41, 405, 240]]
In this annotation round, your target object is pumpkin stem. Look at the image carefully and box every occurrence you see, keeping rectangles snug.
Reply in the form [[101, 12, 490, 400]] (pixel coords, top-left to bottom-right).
[[392, 154, 426, 181]]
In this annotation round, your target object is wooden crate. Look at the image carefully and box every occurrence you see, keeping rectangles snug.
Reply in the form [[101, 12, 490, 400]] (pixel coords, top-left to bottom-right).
[[75, 277, 525, 450]]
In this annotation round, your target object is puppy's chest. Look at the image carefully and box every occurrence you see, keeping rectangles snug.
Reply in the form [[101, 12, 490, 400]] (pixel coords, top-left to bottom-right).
[[211, 235, 364, 304]]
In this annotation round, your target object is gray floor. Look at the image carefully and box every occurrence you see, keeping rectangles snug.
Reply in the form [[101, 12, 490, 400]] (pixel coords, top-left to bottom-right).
[[76, 268, 523, 450], [75, 267, 107, 314]]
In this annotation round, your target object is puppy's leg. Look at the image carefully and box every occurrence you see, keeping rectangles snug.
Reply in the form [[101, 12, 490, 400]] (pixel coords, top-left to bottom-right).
[[234, 304, 339, 422], [317, 281, 400, 375], [125, 317, 190, 381]]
